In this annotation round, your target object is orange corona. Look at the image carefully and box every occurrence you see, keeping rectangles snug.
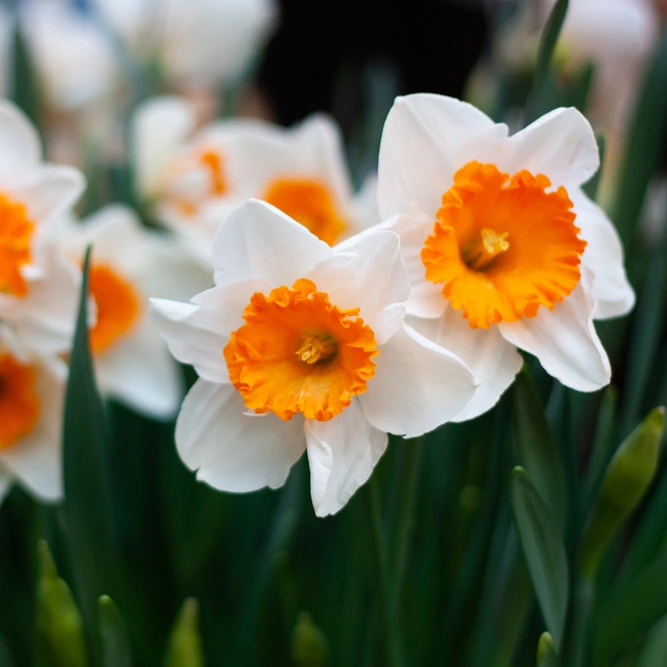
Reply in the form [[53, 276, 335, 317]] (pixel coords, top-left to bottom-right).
[[224, 279, 377, 421], [0, 354, 40, 450], [0, 194, 35, 297], [421, 161, 586, 329], [263, 178, 347, 246], [88, 265, 143, 354]]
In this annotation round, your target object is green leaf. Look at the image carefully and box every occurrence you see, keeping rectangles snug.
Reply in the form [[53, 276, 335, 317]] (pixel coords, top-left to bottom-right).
[[611, 29, 667, 246], [638, 615, 667, 667], [36, 541, 88, 667], [10, 17, 41, 127], [593, 548, 667, 667], [98, 596, 132, 667], [580, 407, 664, 578], [164, 599, 204, 667], [514, 370, 567, 534], [511, 467, 569, 651], [526, 0, 569, 123], [62, 246, 117, 650], [537, 632, 561, 667]]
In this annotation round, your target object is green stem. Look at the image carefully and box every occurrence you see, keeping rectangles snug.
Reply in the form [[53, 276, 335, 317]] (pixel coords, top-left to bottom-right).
[[364, 477, 405, 667], [391, 438, 423, 614], [568, 576, 595, 667]]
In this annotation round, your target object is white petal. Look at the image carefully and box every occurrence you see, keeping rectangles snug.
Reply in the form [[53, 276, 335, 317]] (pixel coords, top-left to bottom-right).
[[377, 93, 495, 220], [506, 107, 599, 188], [7, 249, 80, 356], [360, 323, 478, 438], [347, 172, 381, 237], [498, 271, 611, 392], [382, 213, 447, 318], [408, 309, 523, 422], [305, 398, 387, 517], [132, 96, 197, 199], [176, 380, 306, 492], [0, 466, 13, 506], [0, 100, 41, 170], [212, 199, 331, 287], [151, 279, 267, 383], [95, 319, 182, 419], [0, 357, 65, 502], [304, 230, 409, 344], [572, 190, 635, 319], [10, 166, 85, 225]]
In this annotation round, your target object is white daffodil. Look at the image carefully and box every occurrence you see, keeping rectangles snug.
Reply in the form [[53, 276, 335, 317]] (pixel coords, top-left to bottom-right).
[[132, 97, 378, 263], [93, 0, 277, 90], [0, 327, 67, 505], [0, 99, 84, 354], [376, 94, 635, 421], [151, 200, 477, 516], [58, 204, 210, 419], [0, 99, 85, 283]]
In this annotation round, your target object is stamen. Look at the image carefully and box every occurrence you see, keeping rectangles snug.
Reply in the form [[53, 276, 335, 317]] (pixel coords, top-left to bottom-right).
[[295, 333, 338, 364], [462, 228, 511, 271]]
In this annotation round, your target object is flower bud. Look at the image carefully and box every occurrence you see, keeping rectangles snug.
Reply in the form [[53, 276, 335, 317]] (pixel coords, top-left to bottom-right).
[[292, 612, 329, 667], [36, 540, 88, 667], [580, 407, 665, 577], [537, 632, 560, 666], [164, 598, 204, 667]]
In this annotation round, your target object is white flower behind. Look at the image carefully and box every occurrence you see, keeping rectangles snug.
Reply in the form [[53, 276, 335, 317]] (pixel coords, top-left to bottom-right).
[[58, 205, 210, 419], [151, 200, 478, 516], [376, 94, 635, 421], [132, 97, 379, 264]]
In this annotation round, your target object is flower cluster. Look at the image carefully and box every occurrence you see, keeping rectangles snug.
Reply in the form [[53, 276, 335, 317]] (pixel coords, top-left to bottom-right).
[[0, 85, 634, 516]]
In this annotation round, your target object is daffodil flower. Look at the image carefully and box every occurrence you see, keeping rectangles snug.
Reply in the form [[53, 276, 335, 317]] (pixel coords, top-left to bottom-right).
[[151, 200, 478, 516], [0, 328, 67, 505], [376, 94, 634, 421], [132, 97, 378, 263], [58, 205, 210, 419]]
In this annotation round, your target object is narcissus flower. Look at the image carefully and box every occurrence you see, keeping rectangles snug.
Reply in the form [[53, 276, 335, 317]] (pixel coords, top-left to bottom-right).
[[132, 98, 378, 262], [0, 329, 67, 505], [0, 99, 84, 293], [58, 205, 208, 419], [377, 94, 634, 420], [151, 200, 477, 516]]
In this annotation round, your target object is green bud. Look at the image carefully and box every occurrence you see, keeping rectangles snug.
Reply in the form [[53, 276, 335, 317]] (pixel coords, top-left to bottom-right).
[[292, 612, 329, 667], [537, 632, 560, 666], [164, 598, 204, 667], [98, 596, 132, 667], [36, 540, 88, 667], [580, 407, 665, 577]]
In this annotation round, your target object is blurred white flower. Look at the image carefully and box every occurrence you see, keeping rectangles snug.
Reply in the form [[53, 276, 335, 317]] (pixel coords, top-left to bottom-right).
[[133, 97, 379, 263], [94, 0, 278, 89], [20, 0, 119, 111], [498, 0, 659, 134], [0, 328, 67, 505], [376, 94, 635, 420], [58, 204, 210, 419], [0, 99, 84, 308], [151, 200, 477, 516]]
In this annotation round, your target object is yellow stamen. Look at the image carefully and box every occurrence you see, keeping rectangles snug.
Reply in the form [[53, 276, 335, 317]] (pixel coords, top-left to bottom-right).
[[295, 333, 338, 364]]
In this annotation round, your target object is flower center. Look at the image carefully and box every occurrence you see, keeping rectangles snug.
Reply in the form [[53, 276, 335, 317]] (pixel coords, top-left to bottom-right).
[[421, 161, 586, 329], [168, 148, 228, 217], [0, 193, 35, 297], [263, 178, 347, 246], [224, 278, 377, 421], [0, 354, 40, 450], [89, 264, 143, 354]]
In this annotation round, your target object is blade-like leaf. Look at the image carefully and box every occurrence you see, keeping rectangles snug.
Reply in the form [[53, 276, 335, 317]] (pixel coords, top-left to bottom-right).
[[511, 467, 569, 651], [62, 246, 117, 652], [514, 371, 567, 534], [526, 0, 569, 123]]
